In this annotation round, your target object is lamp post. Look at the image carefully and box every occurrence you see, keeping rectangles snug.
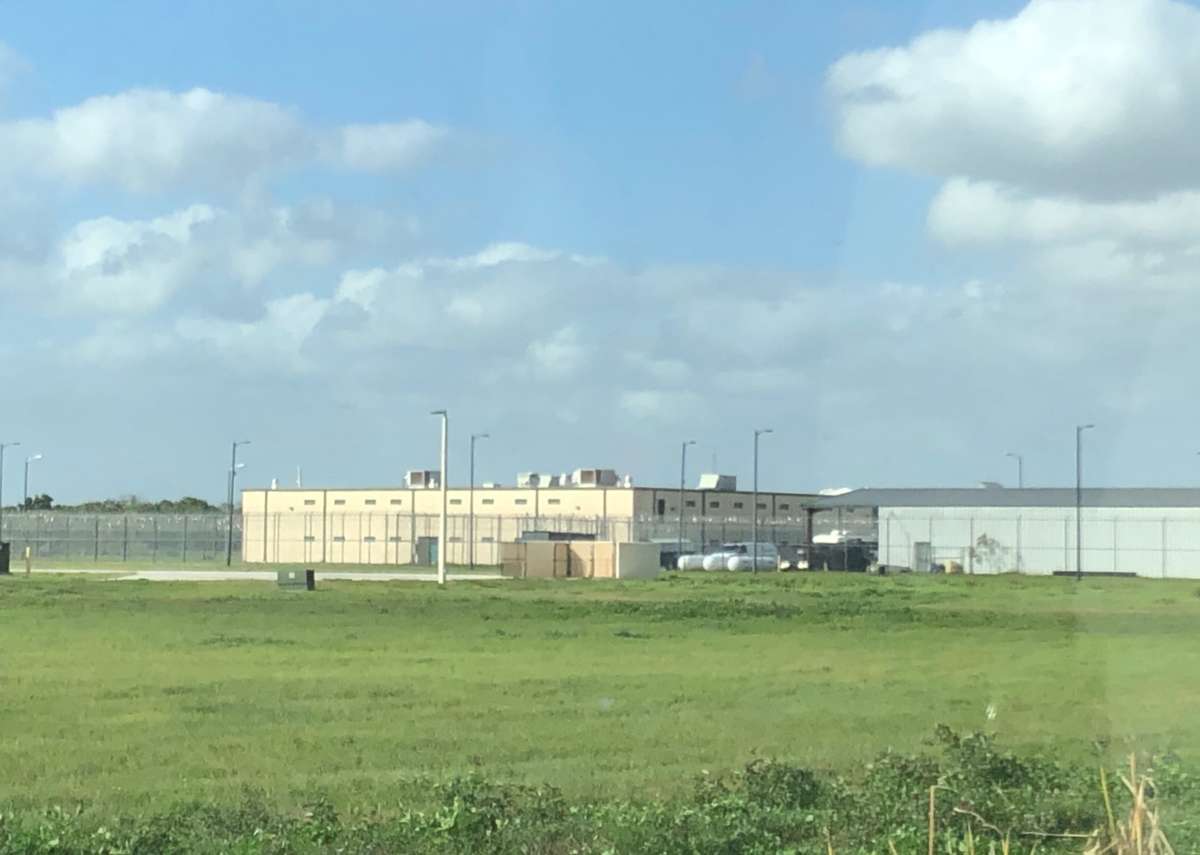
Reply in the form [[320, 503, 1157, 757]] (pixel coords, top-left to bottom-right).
[[23, 453, 43, 510], [753, 428, 773, 573], [1005, 451, 1024, 488], [469, 432, 488, 570], [0, 441, 18, 536], [432, 410, 448, 585], [226, 441, 250, 566], [1075, 424, 1094, 582], [678, 440, 696, 568]]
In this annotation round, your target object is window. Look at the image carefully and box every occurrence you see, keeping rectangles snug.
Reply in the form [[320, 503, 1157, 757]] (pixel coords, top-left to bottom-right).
[[303, 499, 316, 506], [365, 499, 377, 506], [733, 501, 744, 509], [388, 536, 402, 543], [515, 499, 528, 506], [656, 498, 666, 515], [757, 503, 767, 510], [364, 535, 377, 543], [547, 498, 561, 505], [333, 499, 346, 506], [303, 535, 316, 542], [482, 498, 495, 505], [709, 501, 720, 509], [390, 499, 403, 505], [778, 503, 790, 511], [686, 500, 696, 508], [481, 536, 494, 543], [450, 498, 462, 505], [449, 536, 463, 543], [333, 535, 346, 542]]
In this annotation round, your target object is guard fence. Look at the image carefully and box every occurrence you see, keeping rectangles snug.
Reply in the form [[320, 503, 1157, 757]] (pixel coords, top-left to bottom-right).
[[0, 512, 241, 564]]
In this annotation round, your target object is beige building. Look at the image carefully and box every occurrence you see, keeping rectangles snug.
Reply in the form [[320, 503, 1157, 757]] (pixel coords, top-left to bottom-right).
[[241, 475, 818, 567]]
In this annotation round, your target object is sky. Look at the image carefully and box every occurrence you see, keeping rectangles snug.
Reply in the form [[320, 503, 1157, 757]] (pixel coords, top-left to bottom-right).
[[4, 0, 1200, 502]]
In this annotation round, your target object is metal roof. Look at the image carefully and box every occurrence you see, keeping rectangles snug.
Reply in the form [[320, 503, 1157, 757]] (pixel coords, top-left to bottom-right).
[[814, 487, 1200, 509]]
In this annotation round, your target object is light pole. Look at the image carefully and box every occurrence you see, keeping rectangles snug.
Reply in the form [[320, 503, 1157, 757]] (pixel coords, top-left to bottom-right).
[[1005, 452, 1024, 488], [23, 453, 43, 510], [678, 440, 696, 567], [469, 432, 488, 570], [1075, 424, 1094, 582], [226, 441, 250, 566], [432, 410, 448, 585], [0, 441, 18, 536], [753, 428, 773, 573]]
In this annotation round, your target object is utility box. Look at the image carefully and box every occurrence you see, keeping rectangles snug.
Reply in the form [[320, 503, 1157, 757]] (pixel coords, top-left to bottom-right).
[[0, 542, 9, 575], [276, 568, 315, 591]]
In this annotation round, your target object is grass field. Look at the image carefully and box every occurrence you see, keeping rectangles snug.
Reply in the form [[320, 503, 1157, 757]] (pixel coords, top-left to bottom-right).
[[2, 570, 1198, 825]]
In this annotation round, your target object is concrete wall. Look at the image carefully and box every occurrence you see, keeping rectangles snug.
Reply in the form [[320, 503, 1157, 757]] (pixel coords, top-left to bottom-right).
[[877, 505, 1200, 578], [242, 485, 814, 566]]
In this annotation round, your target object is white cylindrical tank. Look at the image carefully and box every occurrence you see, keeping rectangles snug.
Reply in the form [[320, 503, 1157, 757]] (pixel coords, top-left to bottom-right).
[[677, 555, 706, 571], [702, 552, 731, 571]]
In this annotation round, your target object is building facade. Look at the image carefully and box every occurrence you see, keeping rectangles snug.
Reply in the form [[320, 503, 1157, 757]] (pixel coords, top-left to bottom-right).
[[816, 487, 1200, 579], [241, 482, 818, 566]]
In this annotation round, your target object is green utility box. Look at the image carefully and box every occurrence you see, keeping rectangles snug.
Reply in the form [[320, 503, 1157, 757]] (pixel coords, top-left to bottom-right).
[[276, 569, 315, 591]]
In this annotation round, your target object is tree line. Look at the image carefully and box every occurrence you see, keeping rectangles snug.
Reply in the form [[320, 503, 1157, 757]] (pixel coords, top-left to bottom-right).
[[6, 496, 223, 513]]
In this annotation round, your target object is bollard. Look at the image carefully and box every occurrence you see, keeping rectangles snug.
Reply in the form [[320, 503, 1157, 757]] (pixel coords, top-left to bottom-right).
[[24, 546, 32, 575]]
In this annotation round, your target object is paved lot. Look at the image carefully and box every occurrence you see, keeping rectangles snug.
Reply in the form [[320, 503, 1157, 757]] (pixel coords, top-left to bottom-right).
[[30, 568, 505, 582]]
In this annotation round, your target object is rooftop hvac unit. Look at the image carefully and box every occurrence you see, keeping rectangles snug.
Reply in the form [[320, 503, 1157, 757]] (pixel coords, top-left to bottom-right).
[[572, 468, 619, 487], [406, 469, 441, 489], [697, 473, 737, 491], [517, 472, 556, 488]]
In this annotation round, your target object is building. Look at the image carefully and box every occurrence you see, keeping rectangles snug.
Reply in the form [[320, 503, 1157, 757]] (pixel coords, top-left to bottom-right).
[[241, 470, 819, 566], [815, 486, 1200, 579]]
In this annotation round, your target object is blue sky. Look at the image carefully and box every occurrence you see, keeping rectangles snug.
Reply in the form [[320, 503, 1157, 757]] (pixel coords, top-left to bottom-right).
[[2, 0, 1199, 502]]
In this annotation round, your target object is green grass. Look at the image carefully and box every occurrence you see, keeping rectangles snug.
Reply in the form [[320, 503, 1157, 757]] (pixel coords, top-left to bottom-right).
[[28, 558, 502, 574], [0, 571, 1197, 818]]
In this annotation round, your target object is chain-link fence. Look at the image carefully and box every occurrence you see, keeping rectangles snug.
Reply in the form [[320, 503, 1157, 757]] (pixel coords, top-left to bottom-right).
[[0, 512, 241, 563], [878, 510, 1200, 578]]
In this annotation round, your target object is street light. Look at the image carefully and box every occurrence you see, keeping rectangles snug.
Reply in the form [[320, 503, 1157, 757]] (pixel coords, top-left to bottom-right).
[[753, 428, 773, 573], [432, 410, 448, 585], [1005, 451, 1024, 489], [226, 441, 251, 566], [0, 441, 19, 536], [23, 453, 43, 511], [1075, 424, 1094, 582], [469, 432, 489, 570], [678, 440, 696, 568]]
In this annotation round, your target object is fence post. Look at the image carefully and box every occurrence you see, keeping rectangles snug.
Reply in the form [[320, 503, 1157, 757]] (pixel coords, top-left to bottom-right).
[[122, 516, 128, 562], [153, 518, 159, 563], [1161, 518, 1167, 579], [967, 516, 974, 574], [94, 516, 100, 562], [183, 516, 189, 562]]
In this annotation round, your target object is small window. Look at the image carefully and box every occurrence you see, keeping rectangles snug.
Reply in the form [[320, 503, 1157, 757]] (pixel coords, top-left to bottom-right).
[[390, 499, 403, 505], [449, 536, 463, 543], [482, 498, 495, 505], [365, 499, 377, 506], [450, 498, 462, 506], [303, 499, 316, 506], [685, 500, 696, 508], [389, 536, 402, 542], [333, 535, 346, 542], [709, 501, 720, 509], [733, 502, 744, 509], [303, 535, 316, 542], [778, 503, 790, 511], [757, 502, 767, 510], [481, 536, 494, 543], [364, 535, 377, 543], [515, 499, 528, 506], [333, 499, 346, 506], [547, 498, 561, 505]]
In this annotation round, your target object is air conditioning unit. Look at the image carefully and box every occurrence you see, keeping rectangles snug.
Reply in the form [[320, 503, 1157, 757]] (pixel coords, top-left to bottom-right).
[[572, 468, 619, 487], [406, 470, 441, 489], [697, 473, 737, 491]]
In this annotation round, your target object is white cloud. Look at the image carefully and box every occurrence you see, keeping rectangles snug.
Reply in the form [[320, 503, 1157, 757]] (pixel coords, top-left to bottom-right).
[[527, 325, 587, 379], [0, 87, 450, 193], [336, 120, 447, 172], [619, 389, 703, 422], [829, 0, 1200, 199]]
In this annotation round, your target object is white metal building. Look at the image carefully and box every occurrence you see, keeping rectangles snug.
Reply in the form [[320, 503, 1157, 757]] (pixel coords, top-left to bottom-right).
[[815, 487, 1200, 579]]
